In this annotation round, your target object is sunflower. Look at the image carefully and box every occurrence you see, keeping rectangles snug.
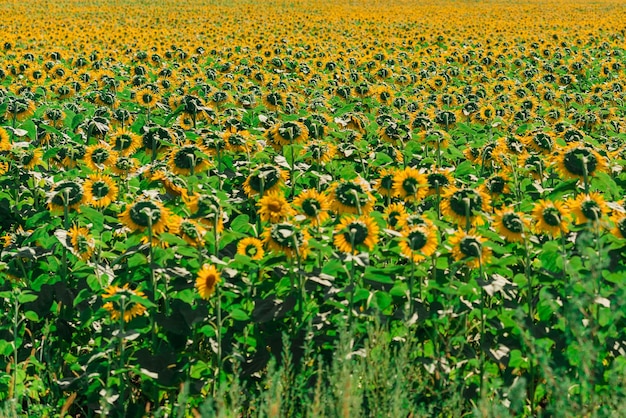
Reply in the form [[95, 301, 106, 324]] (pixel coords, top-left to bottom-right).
[[375, 168, 397, 198], [111, 155, 138, 177], [262, 91, 283, 111], [136, 87, 160, 108], [267, 121, 309, 149], [243, 165, 289, 198], [168, 143, 211, 176], [568, 192, 609, 225], [237, 237, 265, 260], [119, 199, 173, 235], [257, 192, 294, 223], [328, 178, 375, 215], [0, 127, 11, 151], [610, 213, 626, 239], [84, 142, 117, 172], [553, 143, 607, 182], [425, 167, 454, 196], [83, 174, 118, 208], [102, 284, 148, 323], [301, 140, 337, 165], [449, 229, 492, 268], [223, 130, 253, 153], [493, 207, 529, 242], [383, 202, 408, 230], [399, 224, 438, 262], [263, 221, 310, 259], [441, 186, 490, 227], [150, 170, 188, 198], [14, 148, 43, 170], [109, 128, 142, 156], [48, 180, 85, 212], [292, 189, 330, 226], [392, 167, 428, 202], [170, 217, 207, 247], [523, 131, 554, 155], [68, 224, 95, 261], [333, 214, 380, 254], [484, 173, 511, 196], [5, 96, 36, 121], [43, 108, 65, 128], [532, 199, 569, 236]]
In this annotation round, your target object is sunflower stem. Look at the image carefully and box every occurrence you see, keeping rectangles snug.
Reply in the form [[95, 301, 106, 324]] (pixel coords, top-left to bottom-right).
[[214, 284, 223, 397], [582, 156, 590, 195], [478, 256, 486, 399], [118, 295, 127, 415], [523, 234, 536, 415]]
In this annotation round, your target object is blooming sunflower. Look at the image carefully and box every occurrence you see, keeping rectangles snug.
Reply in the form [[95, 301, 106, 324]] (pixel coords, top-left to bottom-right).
[[484, 173, 511, 197], [553, 143, 607, 181], [263, 221, 310, 259], [14, 148, 43, 170], [237, 237, 265, 260], [292, 189, 330, 226], [196, 264, 221, 300], [84, 174, 118, 208], [333, 214, 380, 254], [243, 165, 289, 198], [172, 217, 207, 247], [328, 178, 375, 215], [440, 186, 490, 227], [383, 202, 408, 230], [493, 207, 530, 243], [610, 213, 626, 239], [223, 130, 253, 153], [136, 87, 160, 108], [257, 191, 294, 223], [102, 284, 148, 323], [267, 121, 309, 150], [111, 155, 138, 177], [109, 128, 142, 156], [168, 143, 211, 176], [0, 127, 11, 151], [532, 199, 569, 236], [375, 168, 397, 199], [449, 229, 492, 268], [68, 224, 95, 261], [392, 167, 428, 202], [84, 142, 117, 172], [399, 224, 438, 262], [425, 167, 454, 196], [48, 180, 85, 212], [119, 199, 173, 235], [567, 192, 609, 225]]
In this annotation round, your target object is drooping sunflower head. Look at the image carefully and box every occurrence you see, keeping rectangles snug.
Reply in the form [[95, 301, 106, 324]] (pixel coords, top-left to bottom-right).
[[84, 143, 117, 171], [399, 224, 438, 262], [84, 174, 118, 208], [328, 178, 375, 215], [292, 189, 330, 226], [524, 131, 554, 154], [168, 143, 211, 176], [237, 237, 265, 260], [383, 202, 407, 230], [68, 224, 95, 261], [102, 284, 148, 323], [119, 199, 172, 235], [375, 168, 397, 198], [532, 199, 569, 236], [263, 222, 310, 259], [267, 121, 308, 149], [425, 168, 454, 195], [392, 167, 428, 202], [484, 173, 511, 196], [449, 229, 491, 268], [441, 187, 490, 227], [243, 165, 288, 198], [555, 143, 607, 181], [301, 140, 337, 164], [48, 180, 85, 212], [610, 214, 626, 239], [333, 215, 380, 254], [569, 192, 609, 224], [109, 128, 141, 156], [494, 208, 528, 242]]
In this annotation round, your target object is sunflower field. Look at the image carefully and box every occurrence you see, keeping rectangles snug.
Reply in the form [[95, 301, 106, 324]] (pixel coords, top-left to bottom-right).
[[2, 0, 626, 416]]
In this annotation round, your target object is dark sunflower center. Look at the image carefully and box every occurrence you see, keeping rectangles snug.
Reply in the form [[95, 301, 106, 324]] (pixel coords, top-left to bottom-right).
[[502, 213, 523, 233], [581, 200, 602, 220], [402, 177, 419, 194], [91, 180, 110, 198], [533, 133, 553, 151], [51, 181, 83, 206], [407, 229, 428, 251], [460, 237, 482, 258], [563, 148, 598, 176], [428, 173, 449, 189], [387, 211, 401, 228], [20, 151, 34, 165], [487, 177, 506, 194], [228, 134, 246, 146], [542, 207, 561, 226], [116, 157, 133, 171], [449, 189, 483, 217], [301, 198, 321, 217], [266, 92, 282, 106], [335, 183, 365, 207], [278, 122, 302, 141], [173, 146, 201, 169], [381, 175, 394, 190], [91, 148, 110, 164], [181, 222, 199, 239], [248, 166, 281, 192], [114, 134, 134, 151], [141, 93, 154, 104], [344, 221, 368, 245], [435, 111, 456, 125], [129, 201, 162, 227]]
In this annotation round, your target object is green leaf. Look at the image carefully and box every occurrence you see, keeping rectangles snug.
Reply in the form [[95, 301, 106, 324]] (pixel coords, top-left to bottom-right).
[[79, 206, 104, 232], [230, 308, 250, 321], [230, 214, 251, 233], [17, 292, 38, 304], [374, 291, 392, 311]]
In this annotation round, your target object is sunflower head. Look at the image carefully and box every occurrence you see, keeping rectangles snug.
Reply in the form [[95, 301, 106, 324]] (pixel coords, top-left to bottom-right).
[[532, 199, 569, 236], [243, 165, 288, 197], [494, 208, 528, 242], [441, 187, 490, 227], [569, 192, 608, 224], [292, 189, 330, 225], [196, 264, 221, 299], [449, 229, 491, 268], [48, 180, 85, 212], [555, 143, 606, 180], [263, 222, 310, 259], [102, 284, 148, 323], [399, 225, 438, 262], [333, 215, 380, 254], [119, 199, 172, 235], [237, 237, 265, 260], [329, 179, 375, 215]]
